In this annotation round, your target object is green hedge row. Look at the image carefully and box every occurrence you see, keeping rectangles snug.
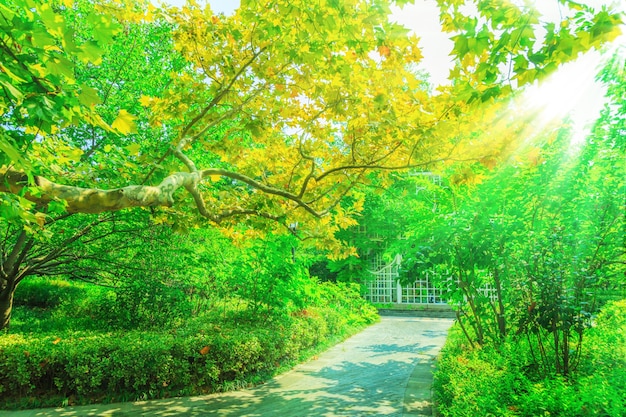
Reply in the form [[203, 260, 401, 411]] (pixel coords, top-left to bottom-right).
[[1, 283, 378, 409]]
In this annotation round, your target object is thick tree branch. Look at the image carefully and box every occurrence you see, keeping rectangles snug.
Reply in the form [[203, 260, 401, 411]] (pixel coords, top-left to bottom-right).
[[1, 165, 322, 219], [2, 149, 479, 222], [1, 167, 202, 214]]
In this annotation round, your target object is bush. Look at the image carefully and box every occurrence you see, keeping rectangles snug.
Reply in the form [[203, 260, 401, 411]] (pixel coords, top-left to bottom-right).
[[0, 331, 213, 402], [0, 281, 378, 409], [13, 278, 85, 309], [574, 300, 626, 416], [433, 327, 528, 417], [434, 300, 626, 417], [84, 277, 192, 330]]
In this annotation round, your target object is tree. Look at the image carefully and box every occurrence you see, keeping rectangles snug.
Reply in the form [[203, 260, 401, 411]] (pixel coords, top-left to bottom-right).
[[1, 0, 623, 329], [398, 74, 625, 374]]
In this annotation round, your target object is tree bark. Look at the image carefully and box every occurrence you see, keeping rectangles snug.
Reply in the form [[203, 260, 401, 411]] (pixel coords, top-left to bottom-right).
[[0, 283, 15, 330], [493, 266, 507, 339], [0, 168, 201, 214], [1, 166, 325, 220]]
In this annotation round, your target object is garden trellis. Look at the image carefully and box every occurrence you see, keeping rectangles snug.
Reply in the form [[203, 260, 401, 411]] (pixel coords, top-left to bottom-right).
[[363, 253, 497, 306]]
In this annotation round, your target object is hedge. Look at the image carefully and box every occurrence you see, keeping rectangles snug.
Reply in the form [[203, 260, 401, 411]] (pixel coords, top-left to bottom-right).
[[1, 294, 378, 409]]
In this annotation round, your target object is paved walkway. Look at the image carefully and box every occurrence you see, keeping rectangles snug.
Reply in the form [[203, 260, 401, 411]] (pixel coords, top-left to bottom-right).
[[6, 317, 454, 417]]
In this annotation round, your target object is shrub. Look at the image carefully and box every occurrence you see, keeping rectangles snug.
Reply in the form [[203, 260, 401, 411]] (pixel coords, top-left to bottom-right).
[[574, 299, 626, 417], [434, 327, 527, 417], [434, 300, 626, 417], [0, 281, 378, 409], [13, 278, 85, 309], [86, 277, 192, 330]]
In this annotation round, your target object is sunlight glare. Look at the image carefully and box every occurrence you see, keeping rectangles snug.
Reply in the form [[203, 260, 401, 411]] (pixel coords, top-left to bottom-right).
[[518, 50, 609, 151]]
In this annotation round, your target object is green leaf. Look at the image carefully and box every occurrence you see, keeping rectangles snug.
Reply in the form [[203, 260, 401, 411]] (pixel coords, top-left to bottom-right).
[[31, 27, 57, 49], [76, 41, 104, 65], [45, 56, 75, 80], [513, 55, 529, 72], [0, 64, 27, 83], [0, 78, 24, 101], [47, 199, 68, 215], [78, 85, 101, 107], [38, 3, 65, 37], [87, 12, 122, 46], [452, 35, 469, 58], [0, 132, 31, 171]]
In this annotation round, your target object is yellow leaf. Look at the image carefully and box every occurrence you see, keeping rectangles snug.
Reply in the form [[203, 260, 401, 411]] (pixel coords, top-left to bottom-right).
[[111, 109, 137, 134], [103, 144, 112, 152], [139, 95, 152, 107], [35, 213, 46, 227], [68, 148, 83, 161], [145, 3, 156, 22], [125, 143, 141, 155]]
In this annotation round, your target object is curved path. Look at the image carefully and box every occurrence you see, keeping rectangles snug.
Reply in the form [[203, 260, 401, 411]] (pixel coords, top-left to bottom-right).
[[7, 316, 454, 417]]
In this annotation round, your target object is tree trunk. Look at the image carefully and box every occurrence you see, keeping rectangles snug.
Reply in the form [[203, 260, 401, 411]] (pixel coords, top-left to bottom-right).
[[562, 328, 570, 376], [0, 284, 16, 331], [493, 267, 507, 339]]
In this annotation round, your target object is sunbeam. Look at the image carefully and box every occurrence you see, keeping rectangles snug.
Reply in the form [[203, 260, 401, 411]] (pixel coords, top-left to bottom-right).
[[519, 50, 608, 151], [496, 28, 626, 164]]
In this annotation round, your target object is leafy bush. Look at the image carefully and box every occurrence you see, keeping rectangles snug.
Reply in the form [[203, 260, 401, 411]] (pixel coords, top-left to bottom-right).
[[76, 277, 192, 331], [12, 278, 192, 333], [0, 281, 378, 409], [585, 299, 626, 366], [13, 278, 85, 309], [0, 331, 213, 402], [315, 282, 379, 329], [434, 300, 626, 417], [433, 327, 528, 417]]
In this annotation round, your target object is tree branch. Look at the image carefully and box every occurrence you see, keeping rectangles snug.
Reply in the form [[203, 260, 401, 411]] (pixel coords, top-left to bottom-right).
[[1, 167, 202, 214], [200, 168, 322, 217]]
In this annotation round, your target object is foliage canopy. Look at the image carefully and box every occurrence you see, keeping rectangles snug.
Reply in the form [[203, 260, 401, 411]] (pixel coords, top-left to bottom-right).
[[0, 0, 623, 332], [1, 0, 622, 251]]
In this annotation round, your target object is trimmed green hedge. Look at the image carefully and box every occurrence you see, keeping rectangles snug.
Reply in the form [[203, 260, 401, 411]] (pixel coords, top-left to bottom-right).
[[0, 283, 378, 409]]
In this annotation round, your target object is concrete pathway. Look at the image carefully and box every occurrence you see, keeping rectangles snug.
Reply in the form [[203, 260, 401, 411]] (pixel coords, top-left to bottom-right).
[[5, 317, 454, 417]]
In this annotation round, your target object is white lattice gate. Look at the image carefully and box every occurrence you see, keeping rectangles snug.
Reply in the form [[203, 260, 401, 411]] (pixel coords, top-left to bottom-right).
[[364, 254, 401, 303], [363, 252, 501, 305], [400, 277, 447, 304], [364, 254, 448, 305]]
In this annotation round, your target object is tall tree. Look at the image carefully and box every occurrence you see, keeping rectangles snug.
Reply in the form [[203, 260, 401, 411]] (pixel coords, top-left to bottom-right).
[[0, 0, 623, 329]]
